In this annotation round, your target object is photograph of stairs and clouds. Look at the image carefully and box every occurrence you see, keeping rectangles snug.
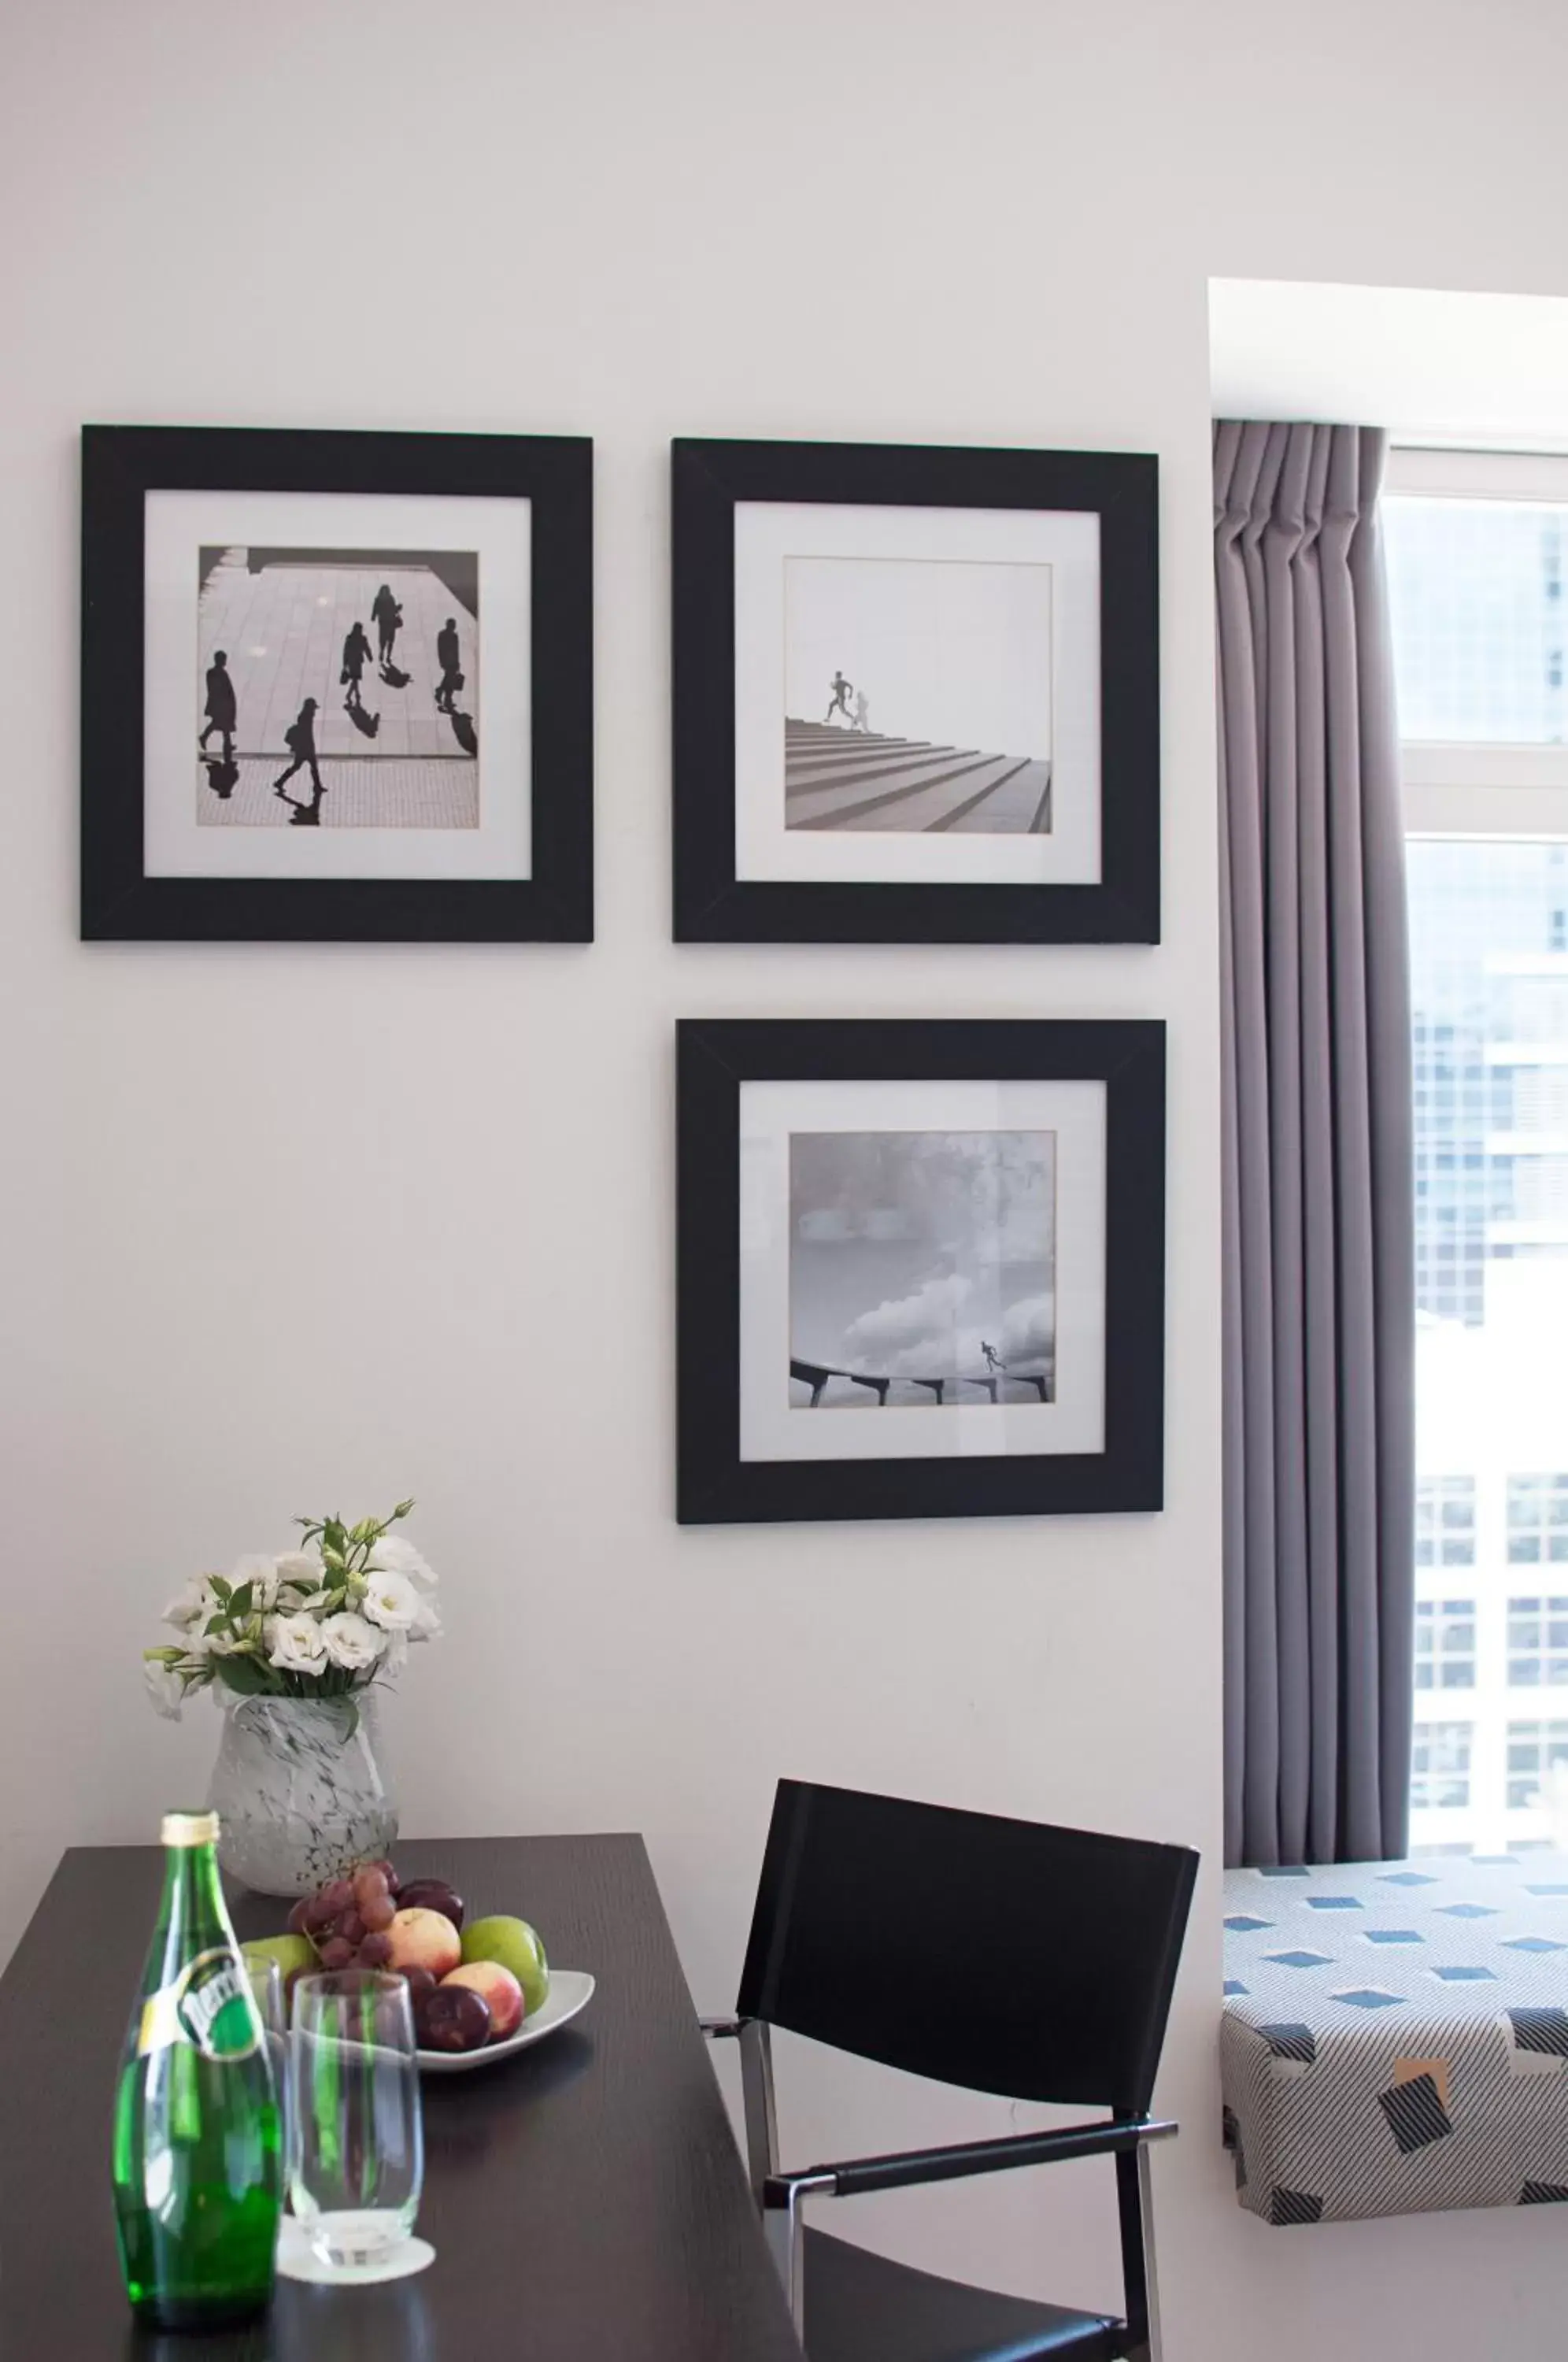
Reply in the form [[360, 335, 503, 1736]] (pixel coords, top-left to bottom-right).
[[782, 553, 1052, 835]]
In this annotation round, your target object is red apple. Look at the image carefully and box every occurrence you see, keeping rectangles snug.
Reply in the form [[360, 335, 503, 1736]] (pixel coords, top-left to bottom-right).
[[441, 1960, 524, 2041], [385, 1906, 462, 1980]]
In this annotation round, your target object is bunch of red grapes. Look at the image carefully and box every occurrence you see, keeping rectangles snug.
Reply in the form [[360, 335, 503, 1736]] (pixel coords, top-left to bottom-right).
[[287, 1860, 403, 1971], [287, 1862, 482, 2042]]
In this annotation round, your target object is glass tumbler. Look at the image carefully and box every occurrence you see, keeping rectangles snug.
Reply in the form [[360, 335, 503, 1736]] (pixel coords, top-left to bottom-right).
[[288, 1970, 423, 2268]]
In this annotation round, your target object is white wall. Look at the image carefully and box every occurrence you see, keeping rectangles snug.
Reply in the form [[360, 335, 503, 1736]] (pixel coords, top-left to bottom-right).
[[2, 3, 1567, 2357]]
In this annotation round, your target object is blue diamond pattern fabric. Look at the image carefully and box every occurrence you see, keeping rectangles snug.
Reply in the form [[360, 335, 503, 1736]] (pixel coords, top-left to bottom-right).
[[1223, 1853, 1568, 2227]]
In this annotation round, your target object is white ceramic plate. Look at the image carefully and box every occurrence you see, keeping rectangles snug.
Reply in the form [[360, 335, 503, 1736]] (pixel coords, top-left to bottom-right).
[[416, 1968, 595, 2074]]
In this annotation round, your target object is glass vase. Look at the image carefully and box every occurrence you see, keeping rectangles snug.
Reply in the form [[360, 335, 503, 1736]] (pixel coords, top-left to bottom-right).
[[207, 1691, 397, 1896]]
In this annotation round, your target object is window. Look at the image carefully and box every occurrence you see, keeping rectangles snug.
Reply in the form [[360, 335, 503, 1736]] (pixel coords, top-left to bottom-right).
[[1411, 1723, 1473, 1810], [1507, 1721, 1568, 1810], [1416, 1477, 1477, 1567], [1507, 1475, 1568, 1564], [1416, 1597, 1477, 1689], [1390, 446, 1568, 1851], [1507, 1596, 1568, 1685], [1387, 491, 1568, 745]]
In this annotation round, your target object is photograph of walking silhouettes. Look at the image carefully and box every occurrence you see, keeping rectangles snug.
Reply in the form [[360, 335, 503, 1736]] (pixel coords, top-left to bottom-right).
[[676, 1018, 1168, 1526], [194, 546, 480, 830], [671, 437, 1159, 944], [81, 425, 593, 941]]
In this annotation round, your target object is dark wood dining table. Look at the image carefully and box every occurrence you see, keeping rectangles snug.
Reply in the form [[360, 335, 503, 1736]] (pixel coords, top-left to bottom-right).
[[0, 1834, 804, 2361]]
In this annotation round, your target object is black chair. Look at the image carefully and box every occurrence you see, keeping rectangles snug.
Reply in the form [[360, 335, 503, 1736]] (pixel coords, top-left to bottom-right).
[[705, 1780, 1197, 2362]]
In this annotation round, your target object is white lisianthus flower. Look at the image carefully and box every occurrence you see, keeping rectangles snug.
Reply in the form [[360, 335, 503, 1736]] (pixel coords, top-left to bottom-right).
[[361, 1570, 422, 1633], [367, 1535, 438, 1593], [265, 1612, 328, 1675], [320, 1612, 386, 1673], [231, 1552, 283, 1610], [164, 1575, 220, 1633], [144, 1658, 183, 1720], [275, 1549, 324, 1589], [411, 1592, 442, 1641], [377, 1628, 411, 1676]]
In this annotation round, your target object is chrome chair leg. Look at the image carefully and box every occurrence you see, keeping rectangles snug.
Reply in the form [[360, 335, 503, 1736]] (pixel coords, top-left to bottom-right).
[[738, 2018, 779, 2205]]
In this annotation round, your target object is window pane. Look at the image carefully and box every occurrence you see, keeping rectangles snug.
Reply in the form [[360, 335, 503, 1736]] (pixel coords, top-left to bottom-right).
[[1411, 840, 1568, 1849], [1388, 498, 1568, 745]]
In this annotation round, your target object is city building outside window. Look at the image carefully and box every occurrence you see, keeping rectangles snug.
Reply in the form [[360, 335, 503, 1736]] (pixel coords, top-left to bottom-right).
[[1387, 446, 1568, 1853], [1417, 1476, 1477, 1568], [1506, 1720, 1568, 1811], [1506, 1596, 1568, 1686], [1415, 1597, 1477, 1690], [1506, 1474, 1568, 1565], [1411, 1722, 1473, 1811]]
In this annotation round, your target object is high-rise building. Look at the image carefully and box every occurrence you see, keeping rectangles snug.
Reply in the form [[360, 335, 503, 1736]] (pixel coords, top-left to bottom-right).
[[1389, 483, 1568, 1853]]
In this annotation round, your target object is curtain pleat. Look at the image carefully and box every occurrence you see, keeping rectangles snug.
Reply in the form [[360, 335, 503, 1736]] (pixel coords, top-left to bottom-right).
[[1215, 421, 1415, 1868]]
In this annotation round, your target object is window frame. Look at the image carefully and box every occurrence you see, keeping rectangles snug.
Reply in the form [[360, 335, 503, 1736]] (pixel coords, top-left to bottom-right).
[[1387, 444, 1568, 835]]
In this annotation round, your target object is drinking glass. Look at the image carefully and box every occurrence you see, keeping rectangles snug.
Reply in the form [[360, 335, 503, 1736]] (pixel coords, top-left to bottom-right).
[[288, 1970, 423, 2268], [244, 1955, 291, 2186]]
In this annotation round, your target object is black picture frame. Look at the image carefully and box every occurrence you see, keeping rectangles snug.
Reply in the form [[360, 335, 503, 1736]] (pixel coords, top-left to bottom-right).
[[676, 1018, 1166, 1525], [80, 425, 594, 942], [671, 438, 1159, 945]]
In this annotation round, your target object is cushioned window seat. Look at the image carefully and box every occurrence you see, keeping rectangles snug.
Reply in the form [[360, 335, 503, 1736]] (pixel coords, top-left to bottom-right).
[[1222, 1854, 1568, 2224]]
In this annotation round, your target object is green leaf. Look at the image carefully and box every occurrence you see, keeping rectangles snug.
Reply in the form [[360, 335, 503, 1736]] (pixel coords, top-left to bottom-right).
[[210, 1575, 233, 1604], [213, 1654, 280, 1698], [229, 1581, 253, 1619], [203, 1612, 228, 1636]]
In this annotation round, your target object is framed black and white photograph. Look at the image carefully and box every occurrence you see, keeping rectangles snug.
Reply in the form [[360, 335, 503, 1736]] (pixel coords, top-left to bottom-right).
[[671, 440, 1159, 944], [81, 426, 593, 941], [677, 1020, 1166, 1523]]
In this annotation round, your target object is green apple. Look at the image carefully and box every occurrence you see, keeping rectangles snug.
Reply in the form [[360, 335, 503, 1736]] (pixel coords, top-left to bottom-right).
[[460, 1915, 549, 2017], [242, 1932, 317, 1997]]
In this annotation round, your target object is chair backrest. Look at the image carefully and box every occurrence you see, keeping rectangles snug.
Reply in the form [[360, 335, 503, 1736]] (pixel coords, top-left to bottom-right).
[[737, 1780, 1197, 2113]]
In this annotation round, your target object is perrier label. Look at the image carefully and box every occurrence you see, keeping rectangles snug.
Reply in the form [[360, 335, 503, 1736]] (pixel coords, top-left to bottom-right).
[[111, 1810, 282, 2330]]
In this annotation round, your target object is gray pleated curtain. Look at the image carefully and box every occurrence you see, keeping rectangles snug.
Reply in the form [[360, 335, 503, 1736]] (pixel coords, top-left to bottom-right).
[[1215, 421, 1415, 1868]]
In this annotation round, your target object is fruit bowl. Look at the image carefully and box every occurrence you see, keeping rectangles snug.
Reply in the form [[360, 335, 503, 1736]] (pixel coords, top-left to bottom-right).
[[250, 1860, 586, 2066], [416, 1968, 595, 2075]]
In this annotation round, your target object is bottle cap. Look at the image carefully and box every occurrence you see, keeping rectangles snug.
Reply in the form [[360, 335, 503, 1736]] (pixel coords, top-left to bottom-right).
[[161, 1809, 220, 1848]]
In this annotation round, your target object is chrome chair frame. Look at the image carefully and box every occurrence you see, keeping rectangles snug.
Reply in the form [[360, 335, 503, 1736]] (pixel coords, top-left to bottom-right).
[[704, 2015, 1173, 2362]]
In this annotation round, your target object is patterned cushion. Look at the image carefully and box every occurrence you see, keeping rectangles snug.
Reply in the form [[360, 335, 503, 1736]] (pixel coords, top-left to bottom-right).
[[1223, 1854, 1568, 2224]]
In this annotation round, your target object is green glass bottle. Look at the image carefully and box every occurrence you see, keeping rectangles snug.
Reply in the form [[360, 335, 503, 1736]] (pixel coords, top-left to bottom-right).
[[111, 1809, 283, 2331]]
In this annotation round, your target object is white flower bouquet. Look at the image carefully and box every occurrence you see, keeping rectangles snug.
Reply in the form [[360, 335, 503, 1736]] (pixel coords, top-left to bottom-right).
[[143, 1498, 440, 1721]]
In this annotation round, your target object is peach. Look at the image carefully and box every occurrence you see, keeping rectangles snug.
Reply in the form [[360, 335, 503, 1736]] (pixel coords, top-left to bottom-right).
[[441, 1960, 525, 2041], [385, 1906, 461, 1980]]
